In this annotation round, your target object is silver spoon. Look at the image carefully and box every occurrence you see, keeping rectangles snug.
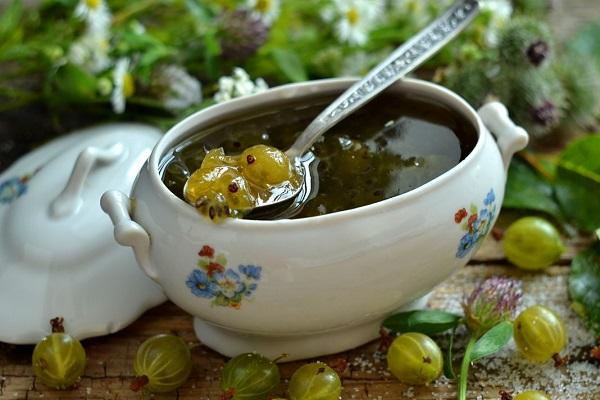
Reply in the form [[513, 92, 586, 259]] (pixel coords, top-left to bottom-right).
[[248, 0, 482, 219]]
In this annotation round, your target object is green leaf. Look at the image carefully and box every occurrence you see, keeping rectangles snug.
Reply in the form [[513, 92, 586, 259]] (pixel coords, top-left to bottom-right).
[[568, 242, 600, 337], [184, 0, 213, 24], [48, 63, 97, 102], [203, 30, 221, 80], [271, 48, 307, 82], [504, 157, 563, 220], [555, 135, 600, 232], [383, 310, 462, 335], [469, 321, 513, 363], [443, 326, 457, 379], [215, 254, 227, 266], [565, 22, 600, 71], [0, 0, 23, 44]]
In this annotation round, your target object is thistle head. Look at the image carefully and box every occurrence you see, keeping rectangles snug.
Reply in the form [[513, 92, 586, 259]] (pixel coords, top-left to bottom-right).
[[217, 9, 268, 61], [526, 40, 549, 66], [463, 276, 522, 337]]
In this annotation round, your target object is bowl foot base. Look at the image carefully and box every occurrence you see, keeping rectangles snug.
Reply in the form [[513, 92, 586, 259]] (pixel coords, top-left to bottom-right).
[[193, 292, 431, 361]]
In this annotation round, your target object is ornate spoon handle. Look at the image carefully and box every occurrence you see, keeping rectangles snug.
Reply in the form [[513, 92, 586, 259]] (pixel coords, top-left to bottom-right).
[[287, 0, 480, 158]]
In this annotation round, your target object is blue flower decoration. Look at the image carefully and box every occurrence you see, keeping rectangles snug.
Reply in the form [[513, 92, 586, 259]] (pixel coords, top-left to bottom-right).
[[456, 233, 477, 258], [455, 188, 497, 258], [480, 208, 489, 219], [244, 282, 258, 297], [188, 245, 263, 308], [213, 269, 245, 299], [483, 189, 495, 206], [239, 265, 262, 280], [186, 269, 218, 298], [0, 177, 28, 204]]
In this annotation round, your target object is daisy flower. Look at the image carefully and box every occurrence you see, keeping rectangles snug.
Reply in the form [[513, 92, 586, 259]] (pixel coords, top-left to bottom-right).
[[214, 67, 268, 103], [68, 33, 111, 73], [245, 0, 280, 26], [323, 0, 384, 46], [111, 58, 135, 114], [74, 0, 112, 37], [153, 64, 202, 111]]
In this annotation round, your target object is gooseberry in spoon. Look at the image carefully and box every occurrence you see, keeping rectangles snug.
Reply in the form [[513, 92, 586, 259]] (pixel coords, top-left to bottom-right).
[[185, 0, 481, 220]]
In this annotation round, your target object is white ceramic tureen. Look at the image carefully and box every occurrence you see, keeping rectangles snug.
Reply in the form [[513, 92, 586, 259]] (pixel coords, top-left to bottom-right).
[[0, 124, 166, 344], [102, 78, 528, 361]]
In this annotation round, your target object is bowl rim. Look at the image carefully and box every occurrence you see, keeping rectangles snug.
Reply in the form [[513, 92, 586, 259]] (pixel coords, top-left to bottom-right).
[[147, 77, 488, 229]]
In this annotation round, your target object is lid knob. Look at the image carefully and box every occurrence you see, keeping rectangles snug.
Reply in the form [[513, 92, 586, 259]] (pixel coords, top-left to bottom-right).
[[50, 143, 125, 219]]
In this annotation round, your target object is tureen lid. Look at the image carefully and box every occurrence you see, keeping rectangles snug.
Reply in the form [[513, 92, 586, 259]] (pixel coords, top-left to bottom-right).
[[0, 123, 166, 344]]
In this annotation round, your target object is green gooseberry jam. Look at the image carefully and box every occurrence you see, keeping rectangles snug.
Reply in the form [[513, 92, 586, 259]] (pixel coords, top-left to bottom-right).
[[161, 91, 477, 219]]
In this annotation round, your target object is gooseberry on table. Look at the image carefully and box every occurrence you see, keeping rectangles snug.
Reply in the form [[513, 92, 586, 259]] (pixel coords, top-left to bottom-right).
[[131, 334, 192, 393], [288, 362, 342, 400], [386, 332, 443, 385], [32, 317, 86, 389], [514, 390, 551, 400], [220, 352, 280, 400], [502, 216, 564, 270], [513, 305, 567, 363]]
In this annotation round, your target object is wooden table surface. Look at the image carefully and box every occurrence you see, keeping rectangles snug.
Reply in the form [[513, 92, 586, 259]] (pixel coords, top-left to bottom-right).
[[1, 234, 598, 400]]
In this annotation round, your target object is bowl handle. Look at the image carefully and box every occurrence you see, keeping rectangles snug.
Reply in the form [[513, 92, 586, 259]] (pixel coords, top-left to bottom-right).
[[478, 102, 529, 170], [101, 190, 159, 281]]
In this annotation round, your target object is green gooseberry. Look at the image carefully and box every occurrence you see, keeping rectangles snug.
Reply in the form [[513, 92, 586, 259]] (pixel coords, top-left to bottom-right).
[[514, 305, 567, 363], [514, 390, 551, 400], [386, 332, 443, 385], [503, 216, 564, 270]]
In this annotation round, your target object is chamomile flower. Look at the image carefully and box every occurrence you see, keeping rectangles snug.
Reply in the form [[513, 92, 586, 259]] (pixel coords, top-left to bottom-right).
[[153, 65, 202, 112], [111, 58, 135, 114], [246, 0, 280, 26], [74, 0, 112, 37], [214, 67, 268, 103], [323, 0, 384, 46], [68, 33, 111, 73]]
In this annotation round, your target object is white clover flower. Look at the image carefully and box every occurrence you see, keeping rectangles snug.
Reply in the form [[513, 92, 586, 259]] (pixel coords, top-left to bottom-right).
[[481, 0, 513, 46], [111, 58, 135, 114], [74, 0, 112, 37], [323, 0, 384, 46], [214, 67, 268, 103], [246, 0, 280, 26], [154, 65, 202, 111], [68, 33, 111, 73]]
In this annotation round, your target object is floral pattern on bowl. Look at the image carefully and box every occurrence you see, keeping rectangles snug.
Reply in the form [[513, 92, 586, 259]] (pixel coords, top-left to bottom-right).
[[186, 245, 262, 309], [0, 175, 31, 204], [454, 188, 497, 258]]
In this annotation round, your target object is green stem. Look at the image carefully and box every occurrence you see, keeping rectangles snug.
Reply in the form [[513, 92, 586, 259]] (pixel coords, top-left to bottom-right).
[[458, 335, 477, 400]]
